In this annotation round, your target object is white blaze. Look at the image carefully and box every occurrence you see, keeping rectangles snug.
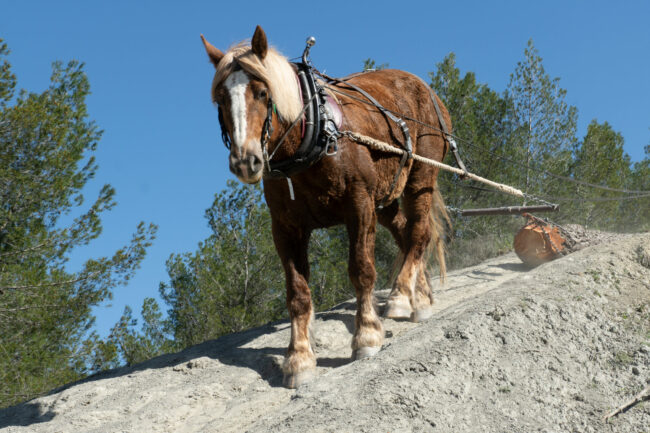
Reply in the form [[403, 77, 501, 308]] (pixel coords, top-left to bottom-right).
[[224, 70, 249, 151]]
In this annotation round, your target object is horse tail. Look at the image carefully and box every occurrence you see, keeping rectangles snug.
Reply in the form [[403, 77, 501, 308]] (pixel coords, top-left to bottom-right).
[[428, 186, 450, 283]]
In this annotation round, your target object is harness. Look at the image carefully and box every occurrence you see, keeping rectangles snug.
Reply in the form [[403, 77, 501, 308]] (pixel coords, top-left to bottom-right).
[[319, 72, 413, 208], [217, 36, 466, 205], [262, 61, 341, 179]]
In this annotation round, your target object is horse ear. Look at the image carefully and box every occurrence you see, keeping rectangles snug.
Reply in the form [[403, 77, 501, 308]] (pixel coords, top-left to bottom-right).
[[251, 25, 268, 60], [200, 34, 224, 68]]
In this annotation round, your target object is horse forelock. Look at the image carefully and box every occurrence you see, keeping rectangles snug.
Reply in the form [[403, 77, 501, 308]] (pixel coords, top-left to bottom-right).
[[212, 41, 302, 122]]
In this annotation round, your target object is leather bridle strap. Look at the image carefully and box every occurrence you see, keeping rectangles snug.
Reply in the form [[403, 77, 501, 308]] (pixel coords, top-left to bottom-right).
[[260, 97, 274, 148]]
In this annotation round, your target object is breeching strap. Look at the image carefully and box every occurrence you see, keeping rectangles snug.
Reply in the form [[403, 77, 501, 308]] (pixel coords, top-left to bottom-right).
[[416, 77, 469, 177], [342, 131, 524, 198]]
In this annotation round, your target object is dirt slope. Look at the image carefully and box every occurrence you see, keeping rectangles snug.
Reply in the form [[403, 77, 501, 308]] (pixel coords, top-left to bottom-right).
[[1, 233, 649, 432]]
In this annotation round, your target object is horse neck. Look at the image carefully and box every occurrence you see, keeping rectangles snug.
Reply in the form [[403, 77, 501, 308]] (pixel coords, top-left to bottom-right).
[[267, 64, 305, 160]]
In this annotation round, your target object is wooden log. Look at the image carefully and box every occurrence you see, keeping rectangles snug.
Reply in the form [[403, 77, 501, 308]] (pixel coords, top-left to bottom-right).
[[514, 216, 567, 267]]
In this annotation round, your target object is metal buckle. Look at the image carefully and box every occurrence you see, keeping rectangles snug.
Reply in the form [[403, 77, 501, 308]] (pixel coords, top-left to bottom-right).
[[325, 141, 338, 156]]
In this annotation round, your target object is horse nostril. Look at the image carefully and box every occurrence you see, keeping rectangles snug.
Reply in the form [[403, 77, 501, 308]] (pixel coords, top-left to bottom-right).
[[248, 154, 263, 174], [229, 156, 242, 177]]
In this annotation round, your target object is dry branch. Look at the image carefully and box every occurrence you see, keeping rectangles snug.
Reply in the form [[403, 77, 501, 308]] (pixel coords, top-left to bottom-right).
[[603, 385, 650, 422]]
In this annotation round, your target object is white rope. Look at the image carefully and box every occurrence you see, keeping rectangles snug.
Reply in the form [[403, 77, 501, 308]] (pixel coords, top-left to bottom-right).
[[343, 131, 524, 198]]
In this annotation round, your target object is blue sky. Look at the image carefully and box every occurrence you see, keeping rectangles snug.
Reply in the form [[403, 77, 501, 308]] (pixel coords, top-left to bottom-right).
[[2, 0, 648, 337]]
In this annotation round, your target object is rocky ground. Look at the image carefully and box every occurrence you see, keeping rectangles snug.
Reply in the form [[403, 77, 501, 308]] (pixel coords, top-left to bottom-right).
[[1, 232, 649, 432]]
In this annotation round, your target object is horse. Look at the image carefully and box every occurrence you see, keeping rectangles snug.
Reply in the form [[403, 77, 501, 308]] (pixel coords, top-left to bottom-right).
[[201, 25, 451, 388]]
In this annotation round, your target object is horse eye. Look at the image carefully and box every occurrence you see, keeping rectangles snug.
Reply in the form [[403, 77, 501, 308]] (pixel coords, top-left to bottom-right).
[[258, 89, 268, 100]]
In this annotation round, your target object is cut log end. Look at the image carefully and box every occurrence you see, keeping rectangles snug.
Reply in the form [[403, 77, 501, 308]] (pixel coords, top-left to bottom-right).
[[514, 217, 567, 267]]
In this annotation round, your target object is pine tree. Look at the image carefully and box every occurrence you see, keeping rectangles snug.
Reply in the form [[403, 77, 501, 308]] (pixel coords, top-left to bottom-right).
[[429, 53, 518, 268], [0, 39, 156, 408], [505, 39, 577, 203], [620, 143, 650, 231], [107, 298, 173, 366], [159, 182, 286, 348], [571, 120, 633, 228], [362, 58, 389, 71]]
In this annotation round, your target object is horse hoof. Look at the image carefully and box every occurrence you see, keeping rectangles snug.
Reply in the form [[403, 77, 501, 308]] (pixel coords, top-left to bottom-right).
[[283, 370, 315, 389], [353, 346, 381, 360], [410, 307, 434, 323], [384, 300, 412, 320]]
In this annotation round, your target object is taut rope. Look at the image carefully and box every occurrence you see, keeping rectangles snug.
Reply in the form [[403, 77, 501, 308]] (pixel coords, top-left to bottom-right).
[[342, 131, 524, 198]]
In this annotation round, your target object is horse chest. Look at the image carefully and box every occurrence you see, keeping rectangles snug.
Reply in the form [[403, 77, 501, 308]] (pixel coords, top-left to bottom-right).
[[265, 177, 346, 229]]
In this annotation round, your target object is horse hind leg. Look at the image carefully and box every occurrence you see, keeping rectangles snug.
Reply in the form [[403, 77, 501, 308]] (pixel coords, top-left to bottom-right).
[[380, 200, 432, 321], [377, 201, 413, 319], [385, 257, 435, 322], [384, 184, 447, 322], [412, 200, 448, 321], [412, 261, 435, 321]]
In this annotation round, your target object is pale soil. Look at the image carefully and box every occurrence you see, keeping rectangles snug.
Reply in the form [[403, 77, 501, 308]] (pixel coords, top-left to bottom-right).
[[1, 232, 649, 432]]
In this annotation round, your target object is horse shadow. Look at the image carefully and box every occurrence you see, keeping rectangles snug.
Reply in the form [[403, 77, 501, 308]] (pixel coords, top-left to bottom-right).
[[0, 402, 55, 429], [0, 321, 289, 429], [0, 299, 366, 429], [490, 262, 531, 272]]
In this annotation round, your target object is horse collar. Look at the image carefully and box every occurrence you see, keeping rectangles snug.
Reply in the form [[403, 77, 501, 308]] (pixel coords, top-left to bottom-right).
[[263, 62, 341, 179]]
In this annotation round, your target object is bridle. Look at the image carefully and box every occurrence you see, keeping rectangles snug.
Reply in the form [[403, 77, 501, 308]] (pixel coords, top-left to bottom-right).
[[217, 88, 274, 151], [260, 97, 274, 151]]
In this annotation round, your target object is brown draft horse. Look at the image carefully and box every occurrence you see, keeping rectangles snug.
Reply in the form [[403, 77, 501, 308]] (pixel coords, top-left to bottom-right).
[[201, 26, 451, 388]]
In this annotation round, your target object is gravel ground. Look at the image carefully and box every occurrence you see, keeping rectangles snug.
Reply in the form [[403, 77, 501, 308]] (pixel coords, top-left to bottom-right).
[[1, 231, 648, 433]]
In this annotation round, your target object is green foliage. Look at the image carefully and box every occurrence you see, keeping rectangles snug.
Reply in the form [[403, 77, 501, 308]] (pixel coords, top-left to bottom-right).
[[506, 39, 577, 199], [568, 120, 632, 227], [309, 224, 397, 311], [430, 52, 520, 266], [308, 226, 353, 310], [363, 58, 389, 71], [623, 145, 650, 230], [159, 181, 285, 349], [431, 42, 646, 268], [107, 298, 173, 366], [0, 39, 156, 408]]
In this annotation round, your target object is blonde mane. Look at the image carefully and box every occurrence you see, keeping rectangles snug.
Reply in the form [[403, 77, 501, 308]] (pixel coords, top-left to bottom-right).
[[213, 42, 302, 122]]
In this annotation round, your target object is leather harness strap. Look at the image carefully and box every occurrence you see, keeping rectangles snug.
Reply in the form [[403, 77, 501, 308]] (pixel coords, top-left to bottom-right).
[[418, 78, 468, 178], [323, 74, 413, 208]]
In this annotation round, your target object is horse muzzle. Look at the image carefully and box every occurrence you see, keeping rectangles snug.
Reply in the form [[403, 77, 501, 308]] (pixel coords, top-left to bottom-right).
[[229, 152, 264, 184]]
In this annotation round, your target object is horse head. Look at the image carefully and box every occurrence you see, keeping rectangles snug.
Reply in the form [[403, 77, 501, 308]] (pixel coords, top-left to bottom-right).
[[201, 26, 301, 184]]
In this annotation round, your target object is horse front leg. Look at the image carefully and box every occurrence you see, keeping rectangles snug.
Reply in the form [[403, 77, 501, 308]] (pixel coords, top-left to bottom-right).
[[346, 199, 385, 359], [272, 220, 316, 388]]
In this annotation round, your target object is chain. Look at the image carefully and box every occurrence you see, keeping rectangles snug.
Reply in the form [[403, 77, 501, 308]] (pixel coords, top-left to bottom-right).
[[445, 205, 464, 216], [522, 192, 559, 208]]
